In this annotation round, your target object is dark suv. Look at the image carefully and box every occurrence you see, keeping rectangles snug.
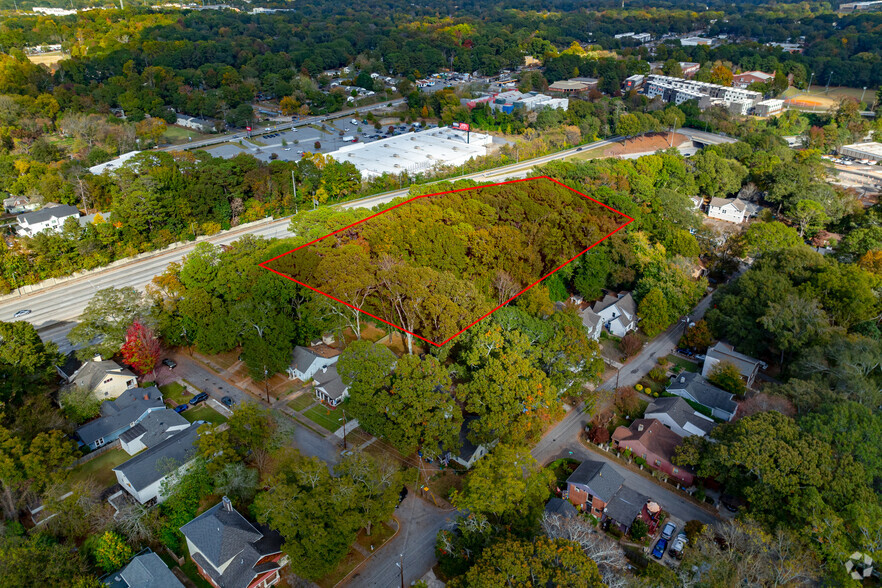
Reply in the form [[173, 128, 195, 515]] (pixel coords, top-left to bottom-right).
[[189, 392, 209, 405]]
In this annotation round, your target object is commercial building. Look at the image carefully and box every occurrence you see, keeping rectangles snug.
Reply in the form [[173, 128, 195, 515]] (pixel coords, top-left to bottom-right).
[[679, 62, 701, 77], [732, 71, 774, 89], [754, 99, 785, 117], [623, 74, 645, 91], [840, 142, 882, 162], [644, 75, 762, 114], [326, 127, 494, 179], [614, 32, 651, 43], [548, 78, 597, 94], [839, 0, 882, 12], [680, 37, 713, 46]]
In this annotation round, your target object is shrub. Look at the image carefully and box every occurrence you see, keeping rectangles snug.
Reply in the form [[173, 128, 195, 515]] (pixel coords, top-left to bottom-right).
[[608, 526, 623, 540], [635, 384, 643, 391], [635, 456, 647, 467], [630, 518, 649, 540], [648, 366, 667, 381], [707, 361, 747, 396]]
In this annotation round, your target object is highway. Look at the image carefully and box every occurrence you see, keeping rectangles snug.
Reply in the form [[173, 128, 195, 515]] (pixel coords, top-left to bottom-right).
[[2, 127, 733, 355]]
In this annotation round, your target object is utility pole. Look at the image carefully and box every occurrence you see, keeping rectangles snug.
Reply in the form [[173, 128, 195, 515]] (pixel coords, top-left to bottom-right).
[[263, 367, 270, 403], [397, 555, 405, 588], [860, 86, 867, 104], [341, 408, 348, 450], [826, 71, 833, 94], [291, 170, 298, 214], [807, 71, 814, 93]]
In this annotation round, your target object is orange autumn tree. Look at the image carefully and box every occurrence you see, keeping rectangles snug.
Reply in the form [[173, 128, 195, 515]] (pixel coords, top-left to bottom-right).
[[121, 321, 161, 374]]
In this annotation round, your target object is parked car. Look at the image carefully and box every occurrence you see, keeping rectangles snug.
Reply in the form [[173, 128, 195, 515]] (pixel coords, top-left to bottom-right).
[[661, 522, 677, 540], [669, 533, 688, 559], [221, 396, 234, 407], [173, 404, 189, 413], [12, 309, 31, 318], [651, 538, 668, 559], [161, 359, 177, 369], [189, 392, 209, 405]]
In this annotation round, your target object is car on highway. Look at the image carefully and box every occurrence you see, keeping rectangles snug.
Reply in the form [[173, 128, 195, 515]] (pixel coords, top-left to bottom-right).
[[12, 309, 31, 318], [189, 392, 209, 405], [161, 359, 177, 369], [669, 533, 688, 559], [173, 404, 189, 413], [651, 537, 668, 559], [221, 396, 235, 407], [661, 522, 677, 540]]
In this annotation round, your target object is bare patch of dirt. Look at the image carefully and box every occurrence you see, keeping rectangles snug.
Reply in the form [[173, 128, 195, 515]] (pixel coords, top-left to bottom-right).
[[603, 132, 689, 157]]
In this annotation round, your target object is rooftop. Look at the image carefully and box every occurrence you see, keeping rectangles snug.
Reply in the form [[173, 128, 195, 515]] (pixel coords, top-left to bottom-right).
[[667, 372, 737, 414], [613, 418, 684, 462], [645, 396, 716, 436], [566, 459, 625, 503], [17, 204, 79, 225], [76, 387, 164, 446], [113, 423, 200, 491], [106, 551, 185, 588], [706, 341, 763, 376], [604, 485, 649, 525]]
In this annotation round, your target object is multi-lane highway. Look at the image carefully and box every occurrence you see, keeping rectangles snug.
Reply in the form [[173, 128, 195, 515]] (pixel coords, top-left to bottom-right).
[[2, 127, 734, 354]]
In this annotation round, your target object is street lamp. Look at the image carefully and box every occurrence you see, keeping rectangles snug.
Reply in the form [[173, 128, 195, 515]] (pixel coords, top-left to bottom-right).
[[263, 366, 270, 403], [396, 555, 405, 588]]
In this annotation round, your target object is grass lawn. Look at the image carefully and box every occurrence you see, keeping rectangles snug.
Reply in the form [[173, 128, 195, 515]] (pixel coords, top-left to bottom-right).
[[427, 470, 464, 501], [317, 549, 366, 588], [163, 125, 213, 145], [68, 449, 130, 488], [160, 382, 190, 405], [565, 144, 608, 161], [180, 560, 214, 588], [183, 405, 228, 425], [288, 394, 316, 412], [303, 404, 346, 431], [355, 521, 396, 552], [665, 354, 699, 374]]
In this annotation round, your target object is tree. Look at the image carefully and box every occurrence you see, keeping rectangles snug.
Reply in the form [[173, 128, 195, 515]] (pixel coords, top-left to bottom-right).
[[93, 531, 133, 573], [541, 512, 627, 587], [337, 340, 396, 392], [335, 451, 403, 536], [616, 113, 641, 141], [710, 64, 734, 87], [69, 287, 149, 360], [690, 149, 747, 199], [789, 199, 828, 237], [629, 518, 649, 539], [135, 118, 167, 144], [679, 319, 713, 352], [620, 332, 642, 357], [449, 536, 604, 588], [120, 320, 161, 375], [0, 320, 60, 404], [0, 532, 96, 587], [213, 462, 259, 502], [741, 222, 805, 258], [759, 294, 834, 363], [638, 288, 670, 337], [59, 386, 102, 423], [707, 361, 747, 396], [450, 444, 553, 531], [660, 107, 685, 147]]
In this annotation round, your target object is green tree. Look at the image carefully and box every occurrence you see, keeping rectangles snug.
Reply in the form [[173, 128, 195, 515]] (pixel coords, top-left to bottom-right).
[[741, 222, 805, 257], [679, 319, 713, 352], [335, 451, 403, 536], [572, 250, 610, 300], [759, 294, 834, 363], [690, 149, 748, 199], [789, 199, 828, 237], [0, 320, 60, 404], [69, 287, 149, 360], [59, 386, 102, 424], [707, 361, 747, 396], [93, 531, 133, 573], [616, 113, 641, 140], [638, 288, 671, 337]]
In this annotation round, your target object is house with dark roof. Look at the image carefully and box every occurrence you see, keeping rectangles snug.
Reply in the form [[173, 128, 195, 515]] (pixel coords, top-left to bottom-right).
[[612, 418, 694, 486], [566, 459, 625, 517], [15, 203, 80, 236], [104, 550, 184, 588], [118, 409, 191, 455], [579, 307, 603, 340], [445, 417, 496, 469], [702, 341, 765, 388], [113, 423, 201, 504], [544, 497, 578, 519], [75, 386, 165, 451], [312, 364, 349, 407], [286, 344, 340, 382], [667, 372, 738, 421], [591, 292, 638, 337], [67, 355, 138, 400], [180, 497, 287, 588], [604, 486, 651, 534], [645, 396, 716, 438]]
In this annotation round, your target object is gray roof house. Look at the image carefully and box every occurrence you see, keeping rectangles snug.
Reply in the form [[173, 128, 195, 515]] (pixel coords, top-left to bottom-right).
[[604, 486, 650, 533], [287, 344, 340, 382], [702, 341, 766, 388], [180, 497, 287, 588], [113, 423, 201, 504], [566, 459, 625, 516], [118, 409, 190, 455], [67, 356, 138, 400], [15, 203, 80, 236], [707, 197, 747, 224], [544, 497, 579, 519], [667, 372, 737, 422], [104, 550, 184, 588], [312, 364, 349, 407], [591, 292, 638, 337], [579, 307, 603, 340], [446, 417, 497, 469], [75, 386, 165, 451], [645, 396, 716, 437]]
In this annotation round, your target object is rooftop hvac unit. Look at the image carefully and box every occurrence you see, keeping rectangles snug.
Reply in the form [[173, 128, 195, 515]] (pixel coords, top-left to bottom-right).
[[392, 153, 399, 157], [394, 164, 400, 168]]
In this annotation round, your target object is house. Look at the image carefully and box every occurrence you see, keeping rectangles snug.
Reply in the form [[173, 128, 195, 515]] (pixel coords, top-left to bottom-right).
[[702, 341, 766, 388], [566, 459, 625, 516], [312, 364, 348, 407], [591, 292, 638, 337], [180, 496, 288, 588], [603, 486, 651, 534], [612, 418, 695, 486], [732, 71, 774, 89], [16, 203, 80, 237], [286, 344, 340, 381], [104, 550, 185, 588], [446, 417, 497, 469], [88, 150, 142, 175], [67, 356, 138, 400], [113, 423, 201, 504], [544, 497, 578, 519], [118, 409, 191, 455], [75, 386, 165, 451], [175, 115, 218, 133], [579, 308, 603, 341], [644, 396, 716, 438], [3, 195, 39, 214], [707, 197, 747, 224], [666, 372, 737, 421]]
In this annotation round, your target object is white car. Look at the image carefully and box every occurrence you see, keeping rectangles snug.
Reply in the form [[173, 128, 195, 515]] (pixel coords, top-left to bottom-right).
[[669, 533, 688, 559], [13, 309, 31, 318]]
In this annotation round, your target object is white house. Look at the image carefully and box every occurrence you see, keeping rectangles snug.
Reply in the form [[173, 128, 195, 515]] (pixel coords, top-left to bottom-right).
[[666, 373, 738, 422], [175, 115, 218, 133], [118, 409, 191, 455], [67, 356, 138, 400], [287, 344, 340, 381], [312, 364, 349, 407], [702, 341, 766, 388], [113, 424, 200, 504], [580, 308, 603, 341], [591, 292, 638, 337], [3, 196, 39, 214], [15, 204, 80, 237], [707, 197, 747, 223], [644, 396, 716, 437]]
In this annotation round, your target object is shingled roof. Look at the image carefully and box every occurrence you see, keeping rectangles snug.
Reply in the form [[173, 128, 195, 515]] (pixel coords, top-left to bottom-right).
[[645, 396, 716, 437], [566, 459, 625, 504], [113, 423, 200, 492], [667, 372, 737, 416], [612, 418, 683, 463], [75, 387, 163, 447]]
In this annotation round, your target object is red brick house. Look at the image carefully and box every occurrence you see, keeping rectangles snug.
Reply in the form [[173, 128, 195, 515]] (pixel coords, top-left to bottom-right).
[[565, 460, 625, 517], [180, 497, 288, 588], [612, 418, 694, 486]]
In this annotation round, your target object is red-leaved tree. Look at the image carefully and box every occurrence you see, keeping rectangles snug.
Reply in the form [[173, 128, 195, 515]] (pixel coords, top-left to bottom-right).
[[121, 321, 161, 375]]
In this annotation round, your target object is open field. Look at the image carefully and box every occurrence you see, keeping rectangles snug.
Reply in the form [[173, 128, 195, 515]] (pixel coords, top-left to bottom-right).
[[163, 125, 214, 145], [27, 51, 68, 68], [782, 85, 875, 110]]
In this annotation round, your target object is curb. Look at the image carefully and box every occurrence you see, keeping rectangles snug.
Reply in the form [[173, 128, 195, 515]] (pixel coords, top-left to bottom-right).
[[333, 515, 402, 588]]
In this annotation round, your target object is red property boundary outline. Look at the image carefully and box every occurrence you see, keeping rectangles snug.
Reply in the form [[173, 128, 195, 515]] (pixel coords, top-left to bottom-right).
[[258, 176, 634, 347]]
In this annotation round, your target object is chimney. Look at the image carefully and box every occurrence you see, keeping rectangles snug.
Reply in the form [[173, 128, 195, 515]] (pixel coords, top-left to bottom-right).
[[679, 376, 686, 383], [93, 354, 103, 362], [143, 393, 149, 400], [322, 366, 328, 374], [637, 423, 644, 432], [222, 496, 233, 512]]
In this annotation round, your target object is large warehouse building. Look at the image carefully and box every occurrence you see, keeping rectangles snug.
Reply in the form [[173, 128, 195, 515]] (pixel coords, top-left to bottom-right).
[[840, 142, 882, 162], [326, 127, 494, 179]]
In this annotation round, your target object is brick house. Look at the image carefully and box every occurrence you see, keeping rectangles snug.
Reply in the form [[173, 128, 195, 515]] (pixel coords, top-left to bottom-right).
[[565, 460, 625, 516], [612, 418, 695, 486]]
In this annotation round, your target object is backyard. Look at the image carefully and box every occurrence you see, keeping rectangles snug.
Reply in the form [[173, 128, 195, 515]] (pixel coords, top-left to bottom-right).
[[68, 449, 130, 489]]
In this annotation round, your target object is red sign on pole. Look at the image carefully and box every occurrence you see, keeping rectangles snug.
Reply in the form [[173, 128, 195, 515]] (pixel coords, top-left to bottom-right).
[[246, 126, 252, 131], [451, 122, 470, 132]]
